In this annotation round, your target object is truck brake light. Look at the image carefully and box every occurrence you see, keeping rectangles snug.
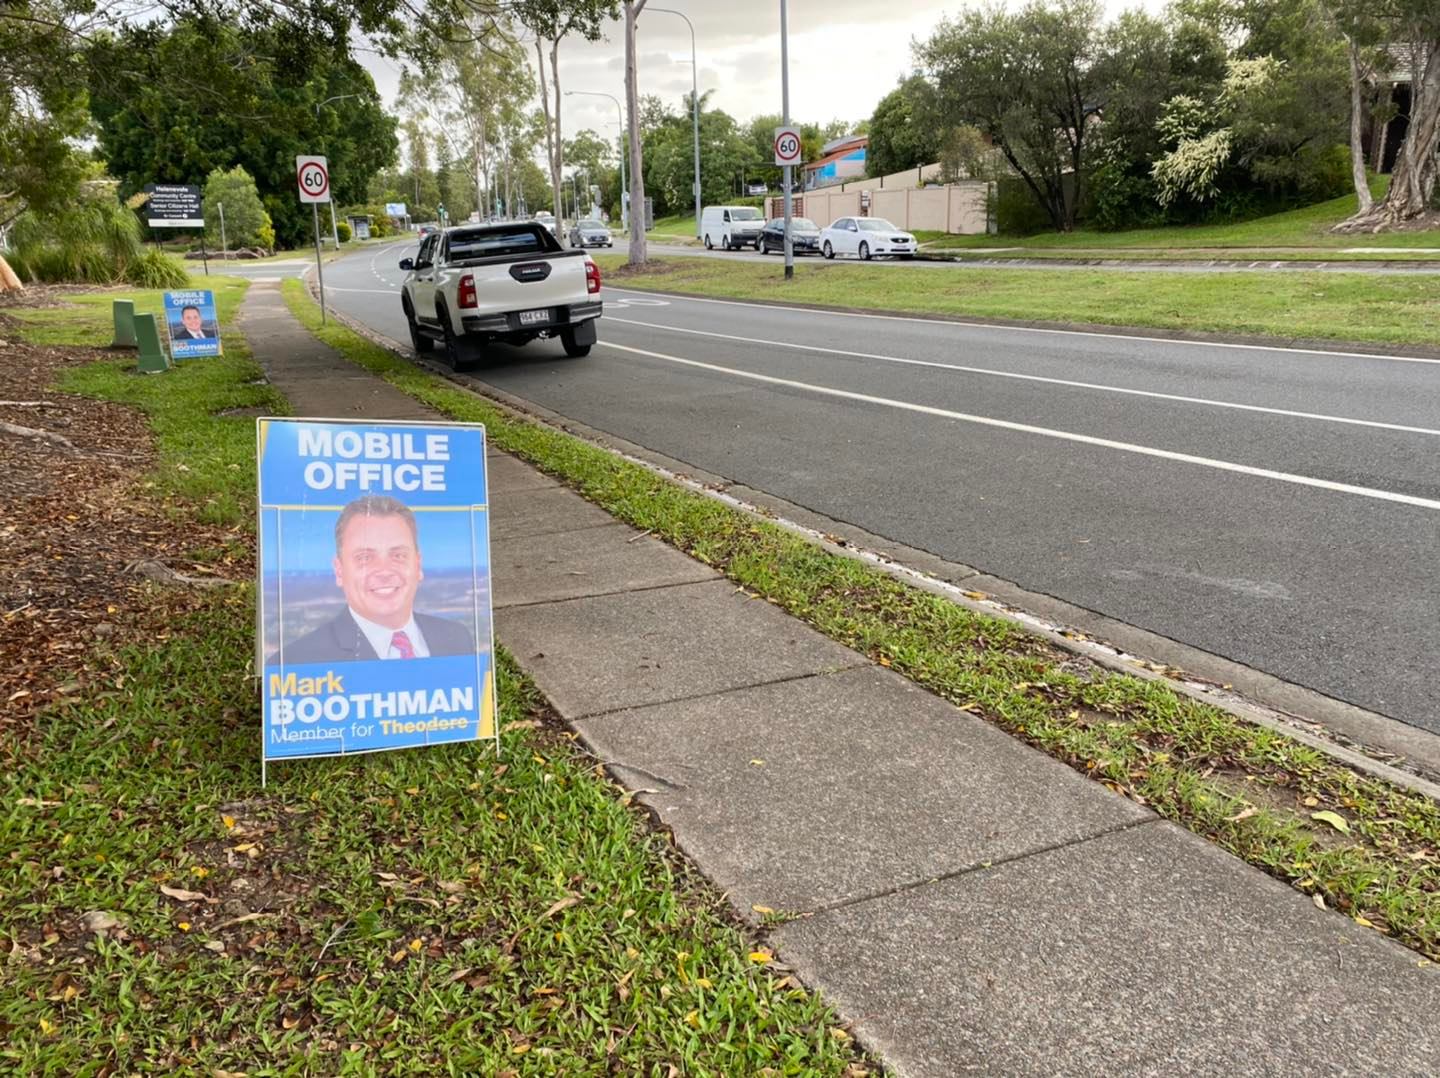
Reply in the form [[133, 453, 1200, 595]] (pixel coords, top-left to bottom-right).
[[458, 274, 477, 308], [585, 260, 601, 295]]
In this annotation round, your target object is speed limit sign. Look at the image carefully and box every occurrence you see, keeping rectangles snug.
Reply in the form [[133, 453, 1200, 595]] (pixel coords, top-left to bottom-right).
[[773, 126, 802, 167], [296, 155, 330, 204]]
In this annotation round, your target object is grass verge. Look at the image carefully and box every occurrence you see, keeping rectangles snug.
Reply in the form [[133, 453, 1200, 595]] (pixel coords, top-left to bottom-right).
[[1, 287, 866, 1075], [592, 255, 1440, 349], [13, 277, 282, 526], [283, 276, 1440, 964], [928, 178, 1440, 254]]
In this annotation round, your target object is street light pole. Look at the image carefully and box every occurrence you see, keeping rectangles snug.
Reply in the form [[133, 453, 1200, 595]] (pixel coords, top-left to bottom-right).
[[781, 0, 794, 281], [650, 7, 700, 238], [565, 90, 627, 232], [316, 93, 362, 248]]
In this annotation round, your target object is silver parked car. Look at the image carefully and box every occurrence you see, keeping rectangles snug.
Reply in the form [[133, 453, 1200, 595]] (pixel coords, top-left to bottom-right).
[[567, 219, 613, 248]]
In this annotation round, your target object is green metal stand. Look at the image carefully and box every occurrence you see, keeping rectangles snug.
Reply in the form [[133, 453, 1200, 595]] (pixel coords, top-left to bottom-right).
[[110, 299, 137, 348], [134, 313, 170, 374]]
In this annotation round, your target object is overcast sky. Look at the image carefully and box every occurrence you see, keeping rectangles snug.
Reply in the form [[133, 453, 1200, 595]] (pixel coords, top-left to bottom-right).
[[363, 0, 1168, 153]]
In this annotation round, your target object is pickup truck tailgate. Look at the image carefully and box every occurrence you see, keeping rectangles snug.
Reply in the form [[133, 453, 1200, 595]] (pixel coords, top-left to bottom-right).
[[451, 253, 590, 315]]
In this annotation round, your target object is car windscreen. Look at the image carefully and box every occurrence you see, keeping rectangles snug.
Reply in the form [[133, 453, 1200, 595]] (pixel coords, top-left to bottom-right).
[[446, 225, 560, 260], [578, 220, 604, 229], [730, 208, 763, 221], [856, 219, 899, 232], [767, 218, 818, 231]]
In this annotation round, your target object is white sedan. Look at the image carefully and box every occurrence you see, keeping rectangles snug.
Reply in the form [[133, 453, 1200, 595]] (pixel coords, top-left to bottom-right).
[[819, 217, 917, 261]]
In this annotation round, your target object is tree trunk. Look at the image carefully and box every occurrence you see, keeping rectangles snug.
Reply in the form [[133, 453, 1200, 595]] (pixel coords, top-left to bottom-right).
[[550, 37, 565, 235], [1346, 38, 1375, 215], [535, 40, 561, 222], [1337, 39, 1439, 231], [625, 0, 648, 265]]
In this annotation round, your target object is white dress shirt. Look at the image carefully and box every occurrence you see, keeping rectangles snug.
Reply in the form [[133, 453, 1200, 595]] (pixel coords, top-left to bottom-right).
[[350, 608, 430, 659]]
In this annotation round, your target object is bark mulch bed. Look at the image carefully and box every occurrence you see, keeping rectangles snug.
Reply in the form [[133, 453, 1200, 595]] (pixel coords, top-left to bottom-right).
[[0, 311, 243, 750]]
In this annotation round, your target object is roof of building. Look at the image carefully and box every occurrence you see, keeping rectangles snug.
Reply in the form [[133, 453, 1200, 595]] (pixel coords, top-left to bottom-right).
[[803, 138, 869, 173]]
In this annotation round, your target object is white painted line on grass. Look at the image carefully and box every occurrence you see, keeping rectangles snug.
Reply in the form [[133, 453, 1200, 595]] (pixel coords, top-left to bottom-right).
[[604, 286, 1440, 367], [607, 317, 1440, 438], [602, 340, 1440, 512]]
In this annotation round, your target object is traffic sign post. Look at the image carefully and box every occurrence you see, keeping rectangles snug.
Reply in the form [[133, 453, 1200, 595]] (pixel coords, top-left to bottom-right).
[[778, 4, 796, 281], [296, 156, 330, 324]]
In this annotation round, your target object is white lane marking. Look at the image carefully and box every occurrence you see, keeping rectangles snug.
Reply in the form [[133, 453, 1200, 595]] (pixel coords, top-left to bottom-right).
[[601, 340, 1440, 512], [326, 287, 399, 294], [606, 317, 1440, 438], [605, 286, 1440, 367]]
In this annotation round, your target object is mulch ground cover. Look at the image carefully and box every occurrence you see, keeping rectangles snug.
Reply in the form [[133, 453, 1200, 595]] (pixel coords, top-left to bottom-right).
[[0, 295, 244, 749]]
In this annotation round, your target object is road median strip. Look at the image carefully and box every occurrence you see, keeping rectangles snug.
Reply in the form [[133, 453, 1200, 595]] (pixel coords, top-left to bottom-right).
[[282, 276, 1440, 964], [592, 255, 1440, 351], [1, 283, 869, 1075]]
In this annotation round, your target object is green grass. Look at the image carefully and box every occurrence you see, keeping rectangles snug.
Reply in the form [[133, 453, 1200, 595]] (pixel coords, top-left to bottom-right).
[[7, 276, 281, 526], [593, 255, 1440, 349], [282, 276, 1440, 964], [1, 287, 865, 1075], [930, 178, 1440, 255]]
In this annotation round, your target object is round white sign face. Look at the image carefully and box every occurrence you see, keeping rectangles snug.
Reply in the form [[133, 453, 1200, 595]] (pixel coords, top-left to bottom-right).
[[774, 128, 802, 167], [297, 158, 330, 202]]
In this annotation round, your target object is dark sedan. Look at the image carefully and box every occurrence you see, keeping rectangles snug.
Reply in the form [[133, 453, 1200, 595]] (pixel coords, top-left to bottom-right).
[[757, 217, 822, 255]]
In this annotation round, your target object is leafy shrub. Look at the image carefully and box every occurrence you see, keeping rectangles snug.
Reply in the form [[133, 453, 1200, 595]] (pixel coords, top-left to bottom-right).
[[256, 221, 276, 252], [1088, 164, 1167, 232], [994, 178, 1052, 235], [125, 249, 190, 289], [10, 187, 144, 283], [203, 166, 270, 249], [335, 219, 352, 242]]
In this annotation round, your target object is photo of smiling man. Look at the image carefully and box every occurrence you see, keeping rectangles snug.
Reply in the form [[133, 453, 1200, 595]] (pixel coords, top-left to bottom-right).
[[276, 495, 475, 664]]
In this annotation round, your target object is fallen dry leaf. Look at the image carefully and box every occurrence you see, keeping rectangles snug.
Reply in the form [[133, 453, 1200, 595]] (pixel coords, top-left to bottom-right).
[[159, 884, 209, 903], [1225, 806, 1260, 823], [1310, 810, 1351, 834]]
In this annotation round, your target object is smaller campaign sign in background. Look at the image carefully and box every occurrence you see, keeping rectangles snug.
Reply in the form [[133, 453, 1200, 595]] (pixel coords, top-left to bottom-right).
[[256, 418, 495, 762], [164, 290, 223, 359]]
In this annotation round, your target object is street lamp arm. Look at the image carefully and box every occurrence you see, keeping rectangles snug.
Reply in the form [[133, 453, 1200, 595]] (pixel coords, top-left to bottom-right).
[[646, 7, 701, 238]]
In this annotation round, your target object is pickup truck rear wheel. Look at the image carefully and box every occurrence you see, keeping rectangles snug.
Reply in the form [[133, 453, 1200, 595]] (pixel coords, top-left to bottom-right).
[[403, 297, 433, 354], [437, 303, 482, 371], [560, 322, 595, 358]]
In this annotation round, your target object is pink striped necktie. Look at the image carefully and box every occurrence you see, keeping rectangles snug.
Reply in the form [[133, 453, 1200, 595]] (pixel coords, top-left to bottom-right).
[[390, 631, 416, 659]]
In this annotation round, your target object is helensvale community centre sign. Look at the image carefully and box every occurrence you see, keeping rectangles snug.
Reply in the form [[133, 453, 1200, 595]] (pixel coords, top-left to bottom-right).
[[144, 183, 203, 228], [257, 419, 496, 772]]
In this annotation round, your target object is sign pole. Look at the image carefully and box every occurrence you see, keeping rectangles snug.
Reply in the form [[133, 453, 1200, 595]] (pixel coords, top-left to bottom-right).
[[781, 0, 794, 281], [313, 202, 327, 325], [200, 230, 210, 276]]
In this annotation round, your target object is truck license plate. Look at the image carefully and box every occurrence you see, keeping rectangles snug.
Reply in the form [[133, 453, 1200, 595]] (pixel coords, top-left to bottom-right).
[[518, 309, 549, 325]]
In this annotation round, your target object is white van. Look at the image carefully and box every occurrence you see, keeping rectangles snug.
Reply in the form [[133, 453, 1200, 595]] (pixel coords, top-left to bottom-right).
[[701, 206, 765, 250]]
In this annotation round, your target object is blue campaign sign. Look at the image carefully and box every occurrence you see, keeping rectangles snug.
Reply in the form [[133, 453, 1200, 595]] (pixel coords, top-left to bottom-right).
[[256, 418, 495, 763], [164, 289, 223, 359]]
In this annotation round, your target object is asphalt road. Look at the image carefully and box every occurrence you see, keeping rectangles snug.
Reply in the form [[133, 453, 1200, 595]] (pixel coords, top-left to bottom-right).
[[322, 239, 1440, 733]]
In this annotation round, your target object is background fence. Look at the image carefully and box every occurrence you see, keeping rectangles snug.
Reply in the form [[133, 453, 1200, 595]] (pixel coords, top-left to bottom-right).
[[768, 180, 994, 235]]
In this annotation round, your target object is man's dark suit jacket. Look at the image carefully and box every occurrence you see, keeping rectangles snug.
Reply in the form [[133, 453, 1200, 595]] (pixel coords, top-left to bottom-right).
[[172, 322, 217, 341], [272, 609, 475, 664]]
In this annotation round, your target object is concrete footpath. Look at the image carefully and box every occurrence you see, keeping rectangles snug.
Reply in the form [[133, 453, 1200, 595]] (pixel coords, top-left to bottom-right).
[[241, 283, 1440, 1075]]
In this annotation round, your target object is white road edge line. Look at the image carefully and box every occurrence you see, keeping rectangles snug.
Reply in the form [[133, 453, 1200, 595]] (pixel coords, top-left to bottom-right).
[[601, 340, 1440, 512], [326, 287, 400, 294], [605, 286, 1440, 367], [606, 316, 1440, 438]]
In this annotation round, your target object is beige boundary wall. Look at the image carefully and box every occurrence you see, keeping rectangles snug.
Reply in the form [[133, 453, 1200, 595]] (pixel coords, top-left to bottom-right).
[[768, 181, 993, 235]]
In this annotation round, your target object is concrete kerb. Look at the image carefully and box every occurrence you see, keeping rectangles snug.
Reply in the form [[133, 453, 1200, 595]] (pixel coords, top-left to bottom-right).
[[309, 277, 1440, 803]]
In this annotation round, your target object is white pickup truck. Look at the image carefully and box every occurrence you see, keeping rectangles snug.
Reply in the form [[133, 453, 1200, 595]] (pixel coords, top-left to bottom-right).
[[398, 222, 602, 369]]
